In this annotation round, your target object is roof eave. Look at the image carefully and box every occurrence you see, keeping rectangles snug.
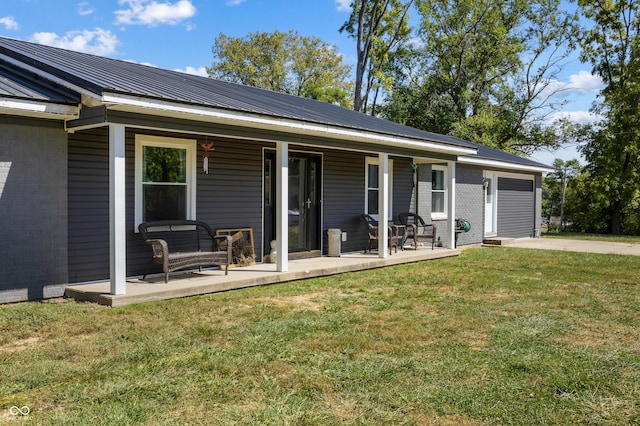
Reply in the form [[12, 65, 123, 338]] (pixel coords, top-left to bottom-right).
[[0, 52, 102, 102], [0, 96, 79, 120], [101, 92, 477, 157], [458, 155, 553, 173]]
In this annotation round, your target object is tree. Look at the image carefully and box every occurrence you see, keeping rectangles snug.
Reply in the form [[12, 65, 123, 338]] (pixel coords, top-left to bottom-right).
[[208, 30, 353, 107], [542, 159, 582, 230], [340, 0, 414, 113], [576, 0, 640, 234], [383, 0, 578, 155]]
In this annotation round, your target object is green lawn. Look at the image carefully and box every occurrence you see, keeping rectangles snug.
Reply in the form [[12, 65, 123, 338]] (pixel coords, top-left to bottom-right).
[[1, 248, 639, 425], [542, 231, 640, 244]]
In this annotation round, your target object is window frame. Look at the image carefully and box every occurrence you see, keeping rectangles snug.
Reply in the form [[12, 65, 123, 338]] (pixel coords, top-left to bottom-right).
[[431, 164, 448, 220], [135, 134, 197, 230], [364, 157, 393, 220]]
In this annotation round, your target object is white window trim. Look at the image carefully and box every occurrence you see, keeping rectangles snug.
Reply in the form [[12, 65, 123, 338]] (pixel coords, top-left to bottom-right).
[[365, 157, 393, 220], [431, 164, 448, 221], [135, 134, 197, 230]]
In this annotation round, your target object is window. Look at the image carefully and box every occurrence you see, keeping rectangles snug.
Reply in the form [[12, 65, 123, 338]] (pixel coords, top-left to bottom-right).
[[135, 135, 196, 228], [365, 157, 393, 219], [431, 165, 447, 219]]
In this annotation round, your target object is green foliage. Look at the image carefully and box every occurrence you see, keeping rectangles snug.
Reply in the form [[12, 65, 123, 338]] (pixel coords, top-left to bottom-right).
[[575, 0, 640, 234], [383, 0, 577, 155], [542, 158, 582, 227], [142, 146, 186, 183], [208, 30, 353, 108], [340, 0, 414, 113]]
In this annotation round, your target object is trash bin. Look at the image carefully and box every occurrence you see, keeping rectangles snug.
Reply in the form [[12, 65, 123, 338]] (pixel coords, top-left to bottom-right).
[[328, 229, 341, 257]]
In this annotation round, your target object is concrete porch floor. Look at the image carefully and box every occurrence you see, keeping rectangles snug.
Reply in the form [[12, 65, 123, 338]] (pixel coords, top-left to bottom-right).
[[65, 248, 460, 307]]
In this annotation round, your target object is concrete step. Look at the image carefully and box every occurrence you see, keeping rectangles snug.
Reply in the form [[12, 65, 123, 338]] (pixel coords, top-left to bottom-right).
[[483, 238, 516, 246]]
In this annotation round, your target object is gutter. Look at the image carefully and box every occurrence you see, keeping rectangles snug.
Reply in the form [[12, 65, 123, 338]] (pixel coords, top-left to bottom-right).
[[0, 96, 79, 120], [457, 155, 554, 173], [102, 92, 478, 157]]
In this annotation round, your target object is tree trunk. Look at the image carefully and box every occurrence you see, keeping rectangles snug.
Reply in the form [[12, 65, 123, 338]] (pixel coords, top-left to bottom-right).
[[353, 0, 368, 112], [611, 200, 622, 235]]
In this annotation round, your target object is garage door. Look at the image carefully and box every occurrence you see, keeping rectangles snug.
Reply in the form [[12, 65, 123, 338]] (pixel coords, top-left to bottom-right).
[[497, 177, 534, 238]]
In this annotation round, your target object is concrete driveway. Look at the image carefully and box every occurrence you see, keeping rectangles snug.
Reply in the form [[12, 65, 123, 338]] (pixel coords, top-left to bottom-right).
[[508, 238, 640, 256]]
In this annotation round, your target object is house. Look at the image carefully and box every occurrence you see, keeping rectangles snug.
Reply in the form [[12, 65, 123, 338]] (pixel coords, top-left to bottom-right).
[[0, 36, 551, 304]]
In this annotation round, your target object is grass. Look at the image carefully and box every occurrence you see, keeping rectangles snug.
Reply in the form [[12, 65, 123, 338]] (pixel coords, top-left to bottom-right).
[[1, 247, 639, 425], [542, 231, 640, 244]]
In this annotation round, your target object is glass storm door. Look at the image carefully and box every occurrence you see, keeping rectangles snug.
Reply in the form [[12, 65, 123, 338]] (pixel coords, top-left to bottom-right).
[[484, 173, 497, 236], [264, 152, 321, 254]]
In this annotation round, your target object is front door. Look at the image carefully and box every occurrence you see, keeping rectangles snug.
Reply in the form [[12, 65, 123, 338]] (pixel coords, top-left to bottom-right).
[[264, 151, 322, 255]]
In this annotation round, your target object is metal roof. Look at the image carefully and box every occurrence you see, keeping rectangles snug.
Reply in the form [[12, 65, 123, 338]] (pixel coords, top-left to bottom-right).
[[471, 144, 552, 170], [0, 61, 79, 104], [0, 36, 476, 150], [0, 36, 550, 170]]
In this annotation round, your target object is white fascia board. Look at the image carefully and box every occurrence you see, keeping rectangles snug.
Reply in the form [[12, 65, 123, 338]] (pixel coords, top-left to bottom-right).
[[0, 97, 79, 120], [458, 155, 553, 173], [102, 92, 477, 157]]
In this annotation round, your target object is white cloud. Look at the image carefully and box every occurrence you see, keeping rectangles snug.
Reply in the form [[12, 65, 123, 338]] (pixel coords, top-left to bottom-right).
[[115, 0, 196, 26], [566, 70, 603, 93], [225, 0, 246, 5], [336, 0, 351, 12], [408, 37, 424, 48], [544, 70, 604, 98], [174, 66, 208, 77], [30, 28, 119, 56], [0, 16, 19, 31], [77, 2, 95, 16], [549, 110, 601, 125]]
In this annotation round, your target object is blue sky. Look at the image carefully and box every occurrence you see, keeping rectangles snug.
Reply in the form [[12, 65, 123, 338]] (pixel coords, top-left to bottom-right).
[[0, 0, 601, 165]]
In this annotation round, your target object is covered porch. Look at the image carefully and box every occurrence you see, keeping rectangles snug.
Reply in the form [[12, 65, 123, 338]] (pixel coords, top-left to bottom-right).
[[65, 247, 460, 307]]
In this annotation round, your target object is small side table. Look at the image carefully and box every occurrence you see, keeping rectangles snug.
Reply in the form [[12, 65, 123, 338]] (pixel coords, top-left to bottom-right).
[[390, 224, 406, 252]]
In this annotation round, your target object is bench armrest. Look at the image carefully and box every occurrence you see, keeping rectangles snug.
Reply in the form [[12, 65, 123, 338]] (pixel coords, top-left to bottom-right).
[[146, 238, 169, 259]]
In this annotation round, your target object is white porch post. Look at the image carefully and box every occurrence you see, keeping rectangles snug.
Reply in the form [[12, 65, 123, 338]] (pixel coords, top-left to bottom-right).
[[378, 153, 389, 258], [448, 160, 456, 249], [109, 123, 127, 295], [276, 142, 289, 272]]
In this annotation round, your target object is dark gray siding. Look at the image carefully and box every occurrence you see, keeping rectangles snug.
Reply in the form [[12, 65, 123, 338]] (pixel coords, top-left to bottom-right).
[[68, 128, 109, 283], [455, 165, 483, 245], [416, 163, 485, 247], [416, 164, 449, 247], [392, 157, 415, 223], [322, 150, 367, 253], [196, 138, 263, 256], [127, 132, 265, 276], [66, 125, 422, 280], [321, 153, 414, 254], [497, 177, 535, 238], [69, 128, 267, 281], [0, 117, 68, 303]]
